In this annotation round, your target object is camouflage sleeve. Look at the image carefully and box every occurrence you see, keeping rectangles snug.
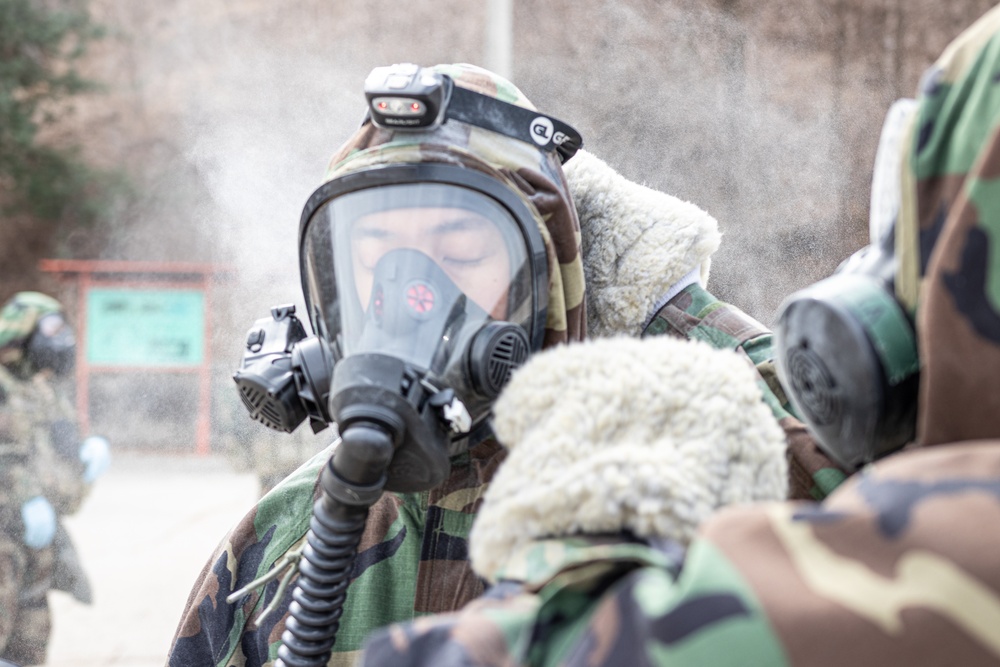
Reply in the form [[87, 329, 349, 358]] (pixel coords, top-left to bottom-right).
[[548, 442, 1000, 666], [168, 439, 500, 667], [0, 369, 42, 520], [167, 448, 321, 667], [33, 380, 86, 515], [357, 582, 538, 667], [642, 284, 791, 416], [642, 283, 847, 500]]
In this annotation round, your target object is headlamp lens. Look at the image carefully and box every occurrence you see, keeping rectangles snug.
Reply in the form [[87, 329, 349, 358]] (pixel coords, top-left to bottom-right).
[[371, 97, 427, 119]]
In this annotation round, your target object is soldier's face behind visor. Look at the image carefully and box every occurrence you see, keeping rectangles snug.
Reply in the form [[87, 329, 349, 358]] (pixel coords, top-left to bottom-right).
[[351, 206, 512, 319]]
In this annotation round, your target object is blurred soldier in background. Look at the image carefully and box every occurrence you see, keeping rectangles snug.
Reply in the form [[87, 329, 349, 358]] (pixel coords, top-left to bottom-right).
[[0, 291, 111, 666], [357, 5, 1000, 666]]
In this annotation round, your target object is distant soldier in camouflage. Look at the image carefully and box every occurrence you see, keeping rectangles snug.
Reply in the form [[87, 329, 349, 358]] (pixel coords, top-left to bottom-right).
[[356, 7, 1000, 667], [0, 292, 111, 666], [167, 63, 806, 667]]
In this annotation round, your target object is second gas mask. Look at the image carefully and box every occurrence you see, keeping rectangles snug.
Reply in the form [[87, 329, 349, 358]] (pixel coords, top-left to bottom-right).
[[775, 99, 921, 472]]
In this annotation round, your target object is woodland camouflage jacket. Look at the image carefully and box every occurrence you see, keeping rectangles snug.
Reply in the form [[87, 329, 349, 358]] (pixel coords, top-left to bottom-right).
[[0, 367, 85, 532]]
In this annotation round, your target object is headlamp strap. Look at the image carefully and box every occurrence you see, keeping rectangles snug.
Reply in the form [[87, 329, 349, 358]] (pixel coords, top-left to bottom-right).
[[446, 85, 583, 163]]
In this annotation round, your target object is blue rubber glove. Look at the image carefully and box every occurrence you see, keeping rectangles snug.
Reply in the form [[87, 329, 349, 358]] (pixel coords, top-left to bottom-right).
[[21, 496, 57, 549], [79, 435, 112, 483]]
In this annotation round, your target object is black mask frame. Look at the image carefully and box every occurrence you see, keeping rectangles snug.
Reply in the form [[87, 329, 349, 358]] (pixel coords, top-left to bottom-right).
[[298, 161, 551, 357]]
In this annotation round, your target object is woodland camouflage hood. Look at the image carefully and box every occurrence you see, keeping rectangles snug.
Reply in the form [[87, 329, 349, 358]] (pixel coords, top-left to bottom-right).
[[895, 5, 1000, 447]]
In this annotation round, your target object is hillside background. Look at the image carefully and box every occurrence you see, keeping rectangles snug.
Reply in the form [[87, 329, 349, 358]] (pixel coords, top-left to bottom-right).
[[1, 0, 995, 451]]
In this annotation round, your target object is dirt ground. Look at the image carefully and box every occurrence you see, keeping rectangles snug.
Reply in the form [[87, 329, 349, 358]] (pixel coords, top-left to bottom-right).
[[42, 452, 261, 667]]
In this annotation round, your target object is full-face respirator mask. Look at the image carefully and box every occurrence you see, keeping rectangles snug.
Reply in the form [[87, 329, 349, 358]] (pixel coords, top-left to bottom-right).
[[233, 64, 580, 489], [775, 99, 921, 472], [234, 164, 550, 492], [26, 312, 76, 378]]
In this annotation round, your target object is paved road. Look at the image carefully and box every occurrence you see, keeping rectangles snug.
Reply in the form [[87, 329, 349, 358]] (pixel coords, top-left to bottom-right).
[[43, 452, 260, 667]]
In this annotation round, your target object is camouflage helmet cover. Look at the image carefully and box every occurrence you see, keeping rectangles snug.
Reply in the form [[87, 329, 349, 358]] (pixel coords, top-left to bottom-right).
[[0, 291, 65, 370]]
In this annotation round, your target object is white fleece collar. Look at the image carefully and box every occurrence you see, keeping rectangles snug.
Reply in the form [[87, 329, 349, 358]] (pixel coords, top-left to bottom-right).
[[469, 335, 788, 583], [563, 150, 721, 337]]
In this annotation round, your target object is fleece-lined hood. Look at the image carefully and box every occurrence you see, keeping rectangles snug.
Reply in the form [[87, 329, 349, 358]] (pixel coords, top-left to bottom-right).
[[563, 150, 721, 337], [469, 335, 787, 582], [319, 63, 586, 348], [893, 6, 1000, 447]]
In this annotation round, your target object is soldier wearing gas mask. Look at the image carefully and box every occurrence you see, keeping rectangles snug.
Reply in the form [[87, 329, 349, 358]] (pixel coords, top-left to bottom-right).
[[168, 63, 792, 667], [0, 291, 111, 666], [354, 7, 1000, 666]]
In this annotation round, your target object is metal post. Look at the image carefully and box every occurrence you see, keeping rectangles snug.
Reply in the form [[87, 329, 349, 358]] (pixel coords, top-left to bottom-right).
[[485, 0, 513, 79], [196, 274, 212, 456]]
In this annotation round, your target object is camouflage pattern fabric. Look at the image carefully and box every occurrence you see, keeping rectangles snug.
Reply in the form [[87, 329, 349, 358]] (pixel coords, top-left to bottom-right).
[[358, 536, 685, 667], [166, 284, 806, 667], [167, 63, 812, 665], [0, 535, 55, 666], [644, 282, 844, 501], [168, 438, 506, 667], [361, 443, 1000, 667], [0, 360, 86, 664], [0, 292, 63, 378], [903, 6, 1000, 447], [355, 7, 1000, 667], [0, 366, 86, 517]]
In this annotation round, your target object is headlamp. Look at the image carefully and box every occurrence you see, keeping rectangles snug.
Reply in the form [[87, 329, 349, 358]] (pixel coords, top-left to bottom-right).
[[365, 63, 450, 128], [363, 63, 583, 163]]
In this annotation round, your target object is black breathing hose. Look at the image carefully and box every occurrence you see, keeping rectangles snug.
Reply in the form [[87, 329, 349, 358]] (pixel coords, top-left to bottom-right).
[[276, 423, 395, 667]]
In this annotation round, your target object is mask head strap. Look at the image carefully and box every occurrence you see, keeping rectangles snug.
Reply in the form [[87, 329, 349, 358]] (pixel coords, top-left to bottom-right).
[[363, 64, 583, 163]]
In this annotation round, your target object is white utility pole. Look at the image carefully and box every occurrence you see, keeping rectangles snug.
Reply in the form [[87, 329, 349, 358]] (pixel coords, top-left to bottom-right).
[[484, 0, 513, 79]]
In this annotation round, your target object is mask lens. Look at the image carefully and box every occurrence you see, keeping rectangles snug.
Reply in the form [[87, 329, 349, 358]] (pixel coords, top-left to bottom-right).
[[303, 183, 533, 363]]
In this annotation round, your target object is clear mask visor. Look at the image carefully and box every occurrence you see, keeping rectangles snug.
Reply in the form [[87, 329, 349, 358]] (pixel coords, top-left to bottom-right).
[[302, 183, 534, 372]]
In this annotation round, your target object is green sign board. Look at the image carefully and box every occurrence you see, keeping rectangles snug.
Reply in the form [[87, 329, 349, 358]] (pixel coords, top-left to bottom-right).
[[86, 288, 205, 367]]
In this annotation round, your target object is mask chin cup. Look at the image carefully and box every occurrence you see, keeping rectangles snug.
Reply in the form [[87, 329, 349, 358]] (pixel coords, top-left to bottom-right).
[[329, 353, 452, 493], [775, 273, 920, 471]]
